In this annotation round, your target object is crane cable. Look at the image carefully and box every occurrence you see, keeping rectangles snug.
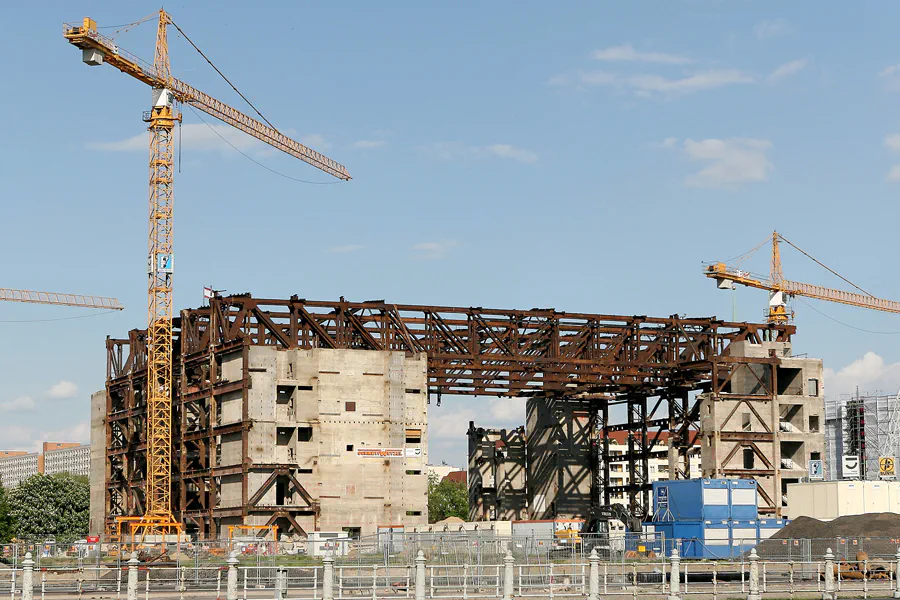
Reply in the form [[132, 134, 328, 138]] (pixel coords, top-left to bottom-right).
[[185, 105, 339, 185], [795, 298, 900, 335], [168, 18, 278, 132], [778, 234, 874, 297]]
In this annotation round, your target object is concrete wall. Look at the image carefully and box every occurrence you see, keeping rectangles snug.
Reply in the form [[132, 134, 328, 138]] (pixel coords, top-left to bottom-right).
[[699, 340, 825, 516], [786, 480, 900, 520], [526, 397, 592, 520], [89, 390, 106, 535], [467, 424, 528, 521], [218, 347, 428, 538]]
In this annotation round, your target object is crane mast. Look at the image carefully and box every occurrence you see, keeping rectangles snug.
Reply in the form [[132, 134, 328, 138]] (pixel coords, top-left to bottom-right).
[[144, 11, 178, 530], [64, 10, 350, 537]]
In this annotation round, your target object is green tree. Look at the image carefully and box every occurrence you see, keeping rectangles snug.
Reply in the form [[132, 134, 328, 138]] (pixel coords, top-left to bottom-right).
[[427, 472, 468, 523], [0, 480, 13, 542], [8, 473, 89, 538]]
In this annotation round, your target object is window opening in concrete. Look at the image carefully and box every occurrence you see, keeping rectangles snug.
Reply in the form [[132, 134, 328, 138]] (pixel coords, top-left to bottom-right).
[[807, 378, 819, 397], [346, 444, 354, 452], [406, 470, 422, 475], [298, 385, 313, 391], [811, 451, 821, 461], [298, 468, 313, 474], [276, 427, 294, 445], [776, 367, 803, 395], [345, 401, 356, 412], [406, 511, 422, 516], [298, 427, 313, 442], [780, 404, 803, 432], [809, 415, 820, 433], [342, 527, 361, 539], [276, 479, 286, 506], [743, 448, 755, 469], [742, 412, 752, 432], [405, 388, 421, 394], [405, 428, 422, 444]]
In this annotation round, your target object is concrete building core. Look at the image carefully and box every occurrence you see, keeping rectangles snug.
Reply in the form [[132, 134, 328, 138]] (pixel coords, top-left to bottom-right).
[[216, 347, 429, 537], [96, 346, 428, 538], [467, 424, 527, 521], [699, 340, 825, 515]]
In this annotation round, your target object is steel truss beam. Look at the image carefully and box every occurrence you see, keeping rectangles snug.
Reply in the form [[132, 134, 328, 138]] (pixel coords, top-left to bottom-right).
[[104, 294, 793, 534]]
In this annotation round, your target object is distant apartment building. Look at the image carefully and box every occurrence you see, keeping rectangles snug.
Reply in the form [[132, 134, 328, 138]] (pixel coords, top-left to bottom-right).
[[0, 442, 88, 488], [43, 443, 90, 478]]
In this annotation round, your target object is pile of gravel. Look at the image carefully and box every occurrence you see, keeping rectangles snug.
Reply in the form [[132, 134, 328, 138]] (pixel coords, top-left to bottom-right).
[[773, 513, 900, 539]]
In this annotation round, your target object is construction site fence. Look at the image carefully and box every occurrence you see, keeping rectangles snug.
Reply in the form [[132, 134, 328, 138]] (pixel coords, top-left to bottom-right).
[[0, 554, 899, 599], [2, 532, 900, 569]]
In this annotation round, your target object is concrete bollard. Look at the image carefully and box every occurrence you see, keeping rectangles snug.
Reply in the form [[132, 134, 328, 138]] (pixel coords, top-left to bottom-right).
[[823, 548, 835, 600], [126, 552, 140, 600], [415, 550, 427, 600], [588, 548, 600, 600], [894, 547, 900, 599], [275, 567, 287, 600], [668, 548, 681, 600], [747, 548, 761, 600], [21, 552, 34, 600], [226, 550, 239, 600], [323, 554, 334, 600], [503, 549, 515, 600]]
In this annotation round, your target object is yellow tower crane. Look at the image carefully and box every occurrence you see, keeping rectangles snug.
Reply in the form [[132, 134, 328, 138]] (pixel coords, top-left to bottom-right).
[[0, 289, 123, 310], [705, 231, 900, 324], [64, 11, 350, 537]]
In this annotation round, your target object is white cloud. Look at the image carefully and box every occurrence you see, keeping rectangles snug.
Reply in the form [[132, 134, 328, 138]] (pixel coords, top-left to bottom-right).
[[0, 396, 36, 412], [0, 421, 89, 452], [299, 134, 331, 150], [884, 135, 900, 182], [88, 124, 265, 154], [888, 166, 900, 182], [767, 58, 809, 83], [570, 69, 754, 97], [411, 239, 459, 260], [326, 244, 365, 254], [881, 64, 900, 78], [425, 142, 539, 164], [485, 144, 539, 164], [755, 19, 792, 40], [676, 137, 774, 189], [823, 352, 900, 398], [47, 380, 78, 399], [350, 140, 386, 149], [885, 135, 900, 152], [591, 44, 693, 65], [656, 137, 679, 149], [429, 399, 525, 441]]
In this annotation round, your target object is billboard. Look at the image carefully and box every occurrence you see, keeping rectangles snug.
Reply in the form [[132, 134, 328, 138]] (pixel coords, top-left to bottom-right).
[[842, 455, 860, 479]]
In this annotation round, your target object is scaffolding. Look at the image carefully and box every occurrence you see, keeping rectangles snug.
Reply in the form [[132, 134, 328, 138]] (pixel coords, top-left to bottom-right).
[[825, 392, 900, 480]]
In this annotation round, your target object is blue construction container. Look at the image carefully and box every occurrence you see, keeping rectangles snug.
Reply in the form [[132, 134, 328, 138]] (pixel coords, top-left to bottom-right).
[[652, 479, 730, 522], [728, 479, 759, 520], [758, 519, 787, 541]]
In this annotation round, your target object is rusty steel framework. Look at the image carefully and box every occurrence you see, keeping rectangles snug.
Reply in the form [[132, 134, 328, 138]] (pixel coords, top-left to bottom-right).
[[103, 294, 793, 534]]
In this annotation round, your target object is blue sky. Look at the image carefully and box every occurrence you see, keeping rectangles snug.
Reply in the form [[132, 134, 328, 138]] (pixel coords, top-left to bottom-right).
[[3, 1, 900, 466]]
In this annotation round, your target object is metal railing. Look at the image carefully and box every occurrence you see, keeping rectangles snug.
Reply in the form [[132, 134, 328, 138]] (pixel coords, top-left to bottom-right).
[[1, 545, 899, 599]]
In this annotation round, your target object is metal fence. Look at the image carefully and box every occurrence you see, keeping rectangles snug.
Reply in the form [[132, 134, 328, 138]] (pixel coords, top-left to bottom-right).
[[0, 547, 898, 599], [3, 532, 900, 570]]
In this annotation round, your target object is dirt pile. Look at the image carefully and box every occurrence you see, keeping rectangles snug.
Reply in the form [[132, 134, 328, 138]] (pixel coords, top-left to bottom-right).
[[773, 513, 900, 539], [756, 513, 900, 559]]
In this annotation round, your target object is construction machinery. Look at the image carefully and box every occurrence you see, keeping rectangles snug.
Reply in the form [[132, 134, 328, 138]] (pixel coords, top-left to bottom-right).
[[705, 231, 900, 324], [64, 11, 350, 537], [0, 289, 122, 310]]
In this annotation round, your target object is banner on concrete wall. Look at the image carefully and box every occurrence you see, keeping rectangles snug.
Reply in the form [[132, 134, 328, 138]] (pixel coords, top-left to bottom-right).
[[880, 456, 896, 479], [357, 448, 404, 458]]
